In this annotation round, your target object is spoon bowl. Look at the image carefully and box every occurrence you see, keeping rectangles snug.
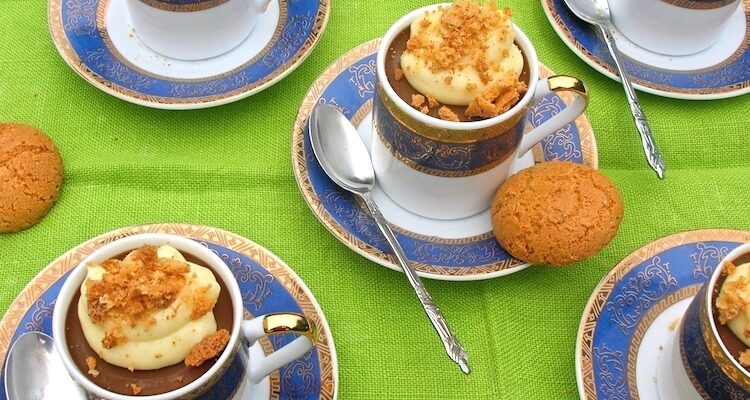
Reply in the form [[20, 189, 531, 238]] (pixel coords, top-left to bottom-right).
[[4, 332, 88, 400], [308, 104, 375, 194], [564, 0, 610, 25]]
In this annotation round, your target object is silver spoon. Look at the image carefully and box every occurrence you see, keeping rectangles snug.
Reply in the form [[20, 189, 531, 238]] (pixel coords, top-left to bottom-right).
[[308, 104, 470, 374], [563, 0, 666, 179], [4, 332, 89, 399]]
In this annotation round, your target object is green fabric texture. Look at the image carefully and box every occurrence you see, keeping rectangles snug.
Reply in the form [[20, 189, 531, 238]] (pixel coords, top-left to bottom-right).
[[1, 1, 749, 399]]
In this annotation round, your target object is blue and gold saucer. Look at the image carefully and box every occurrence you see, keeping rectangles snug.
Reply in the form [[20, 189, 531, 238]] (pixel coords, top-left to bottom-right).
[[291, 40, 598, 281], [0, 224, 338, 400], [576, 229, 750, 399], [543, 0, 750, 100], [48, 0, 330, 109]]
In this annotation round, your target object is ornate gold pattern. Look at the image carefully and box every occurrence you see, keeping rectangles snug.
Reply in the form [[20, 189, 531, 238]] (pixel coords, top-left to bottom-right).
[[660, 0, 738, 9], [372, 116, 517, 178], [95, 0, 288, 83], [577, 229, 750, 400], [290, 40, 598, 278], [375, 84, 528, 144], [626, 285, 701, 399], [0, 224, 337, 400], [48, 0, 331, 108], [542, 0, 750, 95], [137, 0, 231, 12]]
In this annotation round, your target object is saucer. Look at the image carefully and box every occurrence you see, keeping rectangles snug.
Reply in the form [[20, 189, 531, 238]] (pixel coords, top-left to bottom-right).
[[48, 0, 330, 109], [542, 0, 750, 100], [291, 40, 598, 281], [0, 224, 338, 400], [576, 229, 750, 399]]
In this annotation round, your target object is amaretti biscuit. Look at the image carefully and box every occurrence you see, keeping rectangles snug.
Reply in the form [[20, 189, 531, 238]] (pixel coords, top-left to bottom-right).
[[491, 161, 623, 266], [0, 123, 63, 233]]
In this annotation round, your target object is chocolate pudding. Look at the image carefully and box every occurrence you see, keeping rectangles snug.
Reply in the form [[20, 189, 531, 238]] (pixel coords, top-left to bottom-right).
[[713, 252, 750, 368], [385, 29, 529, 122], [385, 1, 529, 122], [64, 248, 234, 396]]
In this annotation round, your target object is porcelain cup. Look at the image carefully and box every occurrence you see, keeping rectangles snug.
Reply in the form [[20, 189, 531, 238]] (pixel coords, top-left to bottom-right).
[[51, 233, 318, 400], [372, 4, 589, 220], [610, 0, 742, 56], [127, 0, 272, 60], [656, 242, 750, 399]]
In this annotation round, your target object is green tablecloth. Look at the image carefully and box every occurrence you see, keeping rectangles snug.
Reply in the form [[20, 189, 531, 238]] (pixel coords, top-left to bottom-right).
[[1, 1, 749, 398]]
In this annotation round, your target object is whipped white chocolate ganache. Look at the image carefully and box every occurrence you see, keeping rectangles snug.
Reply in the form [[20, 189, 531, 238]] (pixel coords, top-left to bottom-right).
[[79, 245, 221, 371], [399, 0, 526, 120]]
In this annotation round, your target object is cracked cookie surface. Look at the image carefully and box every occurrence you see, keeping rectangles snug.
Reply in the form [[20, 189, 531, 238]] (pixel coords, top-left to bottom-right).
[[0, 123, 63, 233], [491, 161, 623, 266]]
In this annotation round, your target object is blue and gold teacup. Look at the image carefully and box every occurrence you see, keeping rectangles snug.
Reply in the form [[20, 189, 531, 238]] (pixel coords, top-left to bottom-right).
[[371, 4, 589, 220], [127, 0, 271, 60], [658, 243, 750, 399]]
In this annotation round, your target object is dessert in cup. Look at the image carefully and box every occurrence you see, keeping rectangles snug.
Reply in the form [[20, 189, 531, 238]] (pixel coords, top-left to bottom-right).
[[52, 233, 318, 399]]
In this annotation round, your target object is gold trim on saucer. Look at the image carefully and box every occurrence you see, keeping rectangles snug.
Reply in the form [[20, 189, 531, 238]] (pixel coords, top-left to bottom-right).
[[48, 0, 331, 109], [0, 224, 337, 400], [95, 0, 288, 83], [290, 39, 598, 280], [541, 0, 750, 98], [576, 229, 750, 400]]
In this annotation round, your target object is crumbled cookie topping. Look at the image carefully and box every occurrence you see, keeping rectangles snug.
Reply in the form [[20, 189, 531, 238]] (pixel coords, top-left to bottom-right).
[[85, 245, 190, 348], [184, 329, 231, 367]]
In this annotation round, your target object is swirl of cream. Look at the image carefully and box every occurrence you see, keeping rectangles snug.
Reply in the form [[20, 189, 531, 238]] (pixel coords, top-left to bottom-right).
[[78, 245, 220, 371], [400, 4, 524, 106]]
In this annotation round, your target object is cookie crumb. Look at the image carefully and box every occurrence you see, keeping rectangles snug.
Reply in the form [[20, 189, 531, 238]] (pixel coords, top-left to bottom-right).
[[411, 94, 425, 108], [438, 106, 460, 122], [85, 357, 99, 378], [427, 94, 439, 109], [130, 384, 142, 395], [716, 276, 748, 324], [185, 329, 230, 367], [740, 350, 750, 367], [395, 68, 404, 81]]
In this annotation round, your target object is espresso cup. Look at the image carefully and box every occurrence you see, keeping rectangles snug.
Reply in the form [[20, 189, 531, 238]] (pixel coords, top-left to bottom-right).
[[127, 0, 272, 60], [657, 242, 750, 399], [372, 4, 589, 220], [51, 233, 318, 400], [610, 0, 742, 56]]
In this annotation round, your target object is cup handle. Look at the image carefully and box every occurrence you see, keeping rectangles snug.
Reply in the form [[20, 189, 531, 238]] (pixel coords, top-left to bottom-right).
[[253, 0, 271, 12], [242, 313, 318, 383], [514, 76, 589, 157]]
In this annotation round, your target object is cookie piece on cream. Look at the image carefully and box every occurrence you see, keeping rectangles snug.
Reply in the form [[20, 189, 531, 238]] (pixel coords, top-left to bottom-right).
[[400, 0, 525, 116], [79, 245, 220, 371]]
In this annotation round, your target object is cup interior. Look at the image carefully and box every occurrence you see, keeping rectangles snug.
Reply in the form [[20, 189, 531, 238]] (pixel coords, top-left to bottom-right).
[[706, 242, 750, 376], [51, 233, 244, 400], [375, 2, 540, 130]]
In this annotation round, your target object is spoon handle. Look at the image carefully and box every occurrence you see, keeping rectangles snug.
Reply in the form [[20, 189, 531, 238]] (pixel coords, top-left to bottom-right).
[[599, 24, 666, 179], [360, 192, 470, 374]]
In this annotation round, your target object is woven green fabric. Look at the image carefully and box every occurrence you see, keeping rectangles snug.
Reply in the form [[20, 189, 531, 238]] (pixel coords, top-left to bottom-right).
[[1, 1, 749, 399]]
